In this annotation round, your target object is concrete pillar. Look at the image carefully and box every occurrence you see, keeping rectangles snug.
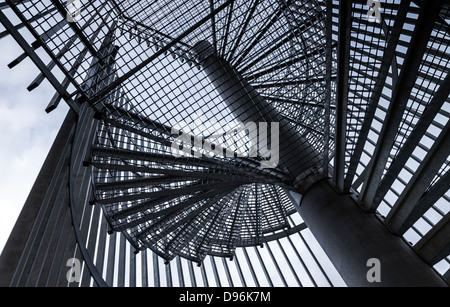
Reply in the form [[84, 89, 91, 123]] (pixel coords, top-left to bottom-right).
[[297, 179, 448, 287], [0, 110, 77, 286], [192, 41, 321, 182]]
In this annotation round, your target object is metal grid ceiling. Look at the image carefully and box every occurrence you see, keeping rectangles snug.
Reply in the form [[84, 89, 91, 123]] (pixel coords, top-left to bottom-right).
[[1, 0, 449, 284]]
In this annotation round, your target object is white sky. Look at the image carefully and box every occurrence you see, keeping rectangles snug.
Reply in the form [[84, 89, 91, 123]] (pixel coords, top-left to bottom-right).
[[0, 35, 68, 254]]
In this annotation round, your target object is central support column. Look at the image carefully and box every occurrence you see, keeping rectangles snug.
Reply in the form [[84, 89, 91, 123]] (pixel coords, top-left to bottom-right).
[[193, 41, 447, 287], [297, 179, 447, 287], [193, 41, 321, 182]]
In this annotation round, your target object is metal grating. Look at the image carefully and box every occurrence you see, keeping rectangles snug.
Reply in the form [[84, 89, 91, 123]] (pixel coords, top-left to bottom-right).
[[1, 0, 449, 285]]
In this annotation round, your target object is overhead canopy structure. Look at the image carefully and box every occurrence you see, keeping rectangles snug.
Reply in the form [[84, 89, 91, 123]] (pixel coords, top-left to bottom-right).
[[0, 0, 449, 287]]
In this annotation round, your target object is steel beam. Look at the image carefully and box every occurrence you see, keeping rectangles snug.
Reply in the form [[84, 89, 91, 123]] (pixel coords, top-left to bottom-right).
[[111, 185, 233, 220], [261, 95, 335, 108], [49, 0, 99, 63], [107, 110, 285, 182], [209, 258, 221, 287], [371, 71, 450, 212], [0, 9, 80, 114], [232, 0, 290, 68], [209, 0, 217, 53], [297, 179, 447, 286], [0, 0, 32, 10], [241, 248, 260, 286], [28, 36, 76, 92], [92, 145, 283, 184], [397, 170, 450, 236], [69, 102, 107, 287], [113, 189, 237, 232], [226, 0, 259, 62], [118, 16, 191, 50], [220, 0, 235, 57], [264, 241, 288, 286], [245, 43, 335, 82], [95, 175, 196, 191], [93, 146, 238, 172], [193, 41, 321, 183], [171, 224, 234, 266], [0, 5, 58, 40], [138, 193, 232, 245], [29, 3, 109, 96], [175, 256, 184, 287], [7, 52, 28, 68], [445, 267, 450, 284], [323, 0, 333, 177], [96, 180, 241, 205], [384, 119, 450, 234], [251, 76, 335, 88], [0, 111, 77, 287], [39, 19, 66, 43], [359, 0, 445, 207], [105, 105, 173, 137], [239, 10, 325, 75], [219, 257, 233, 287], [152, 252, 160, 287]]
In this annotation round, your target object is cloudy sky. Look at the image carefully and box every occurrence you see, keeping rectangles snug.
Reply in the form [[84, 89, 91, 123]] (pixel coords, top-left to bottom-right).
[[0, 35, 69, 253]]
